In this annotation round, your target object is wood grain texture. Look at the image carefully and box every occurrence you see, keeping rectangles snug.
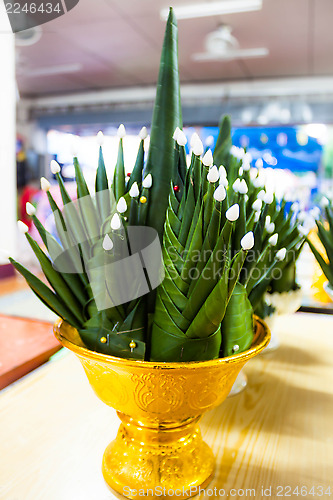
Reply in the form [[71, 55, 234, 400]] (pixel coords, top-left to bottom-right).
[[0, 312, 332, 500]]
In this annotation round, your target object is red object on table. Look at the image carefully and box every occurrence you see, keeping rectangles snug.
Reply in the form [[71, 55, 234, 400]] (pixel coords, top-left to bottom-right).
[[0, 315, 61, 390]]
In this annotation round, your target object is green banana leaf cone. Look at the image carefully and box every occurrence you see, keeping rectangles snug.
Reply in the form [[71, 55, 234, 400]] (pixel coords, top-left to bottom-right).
[[11, 8, 304, 364]]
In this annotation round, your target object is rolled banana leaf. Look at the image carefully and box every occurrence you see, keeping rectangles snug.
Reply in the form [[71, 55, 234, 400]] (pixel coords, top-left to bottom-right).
[[150, 323, 221, 362], [112, 138, 126, 201], [221, 282, 254, 357], [269, 260, 298, 293], [213, 115, 232, 168], [79, 300, 146, 359], [145, 7, 182, 242]]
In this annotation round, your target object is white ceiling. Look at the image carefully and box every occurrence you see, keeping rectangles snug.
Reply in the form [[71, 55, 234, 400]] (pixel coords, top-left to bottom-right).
[[16, 0, 333, 97]]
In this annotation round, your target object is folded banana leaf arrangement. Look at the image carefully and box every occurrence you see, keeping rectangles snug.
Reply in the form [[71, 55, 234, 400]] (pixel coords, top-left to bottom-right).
[[11, 9, 306, 363], [306, 196, 333, 289], [214, 117, 306, 316]]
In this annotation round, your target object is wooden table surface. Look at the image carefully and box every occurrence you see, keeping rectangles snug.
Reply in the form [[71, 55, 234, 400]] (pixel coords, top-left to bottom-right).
[[0, 315, 61, 390], [1, 312, 332, 500]]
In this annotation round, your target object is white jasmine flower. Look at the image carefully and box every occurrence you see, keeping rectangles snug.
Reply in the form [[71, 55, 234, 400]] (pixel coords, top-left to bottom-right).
[[219, 165, 227, 179], [244, 152, 252, 163], [40, 177, 51, 191], [205, 135, 214, 147], [250, 167, 258, 180], [102, 234, 114, 251], [96, 131, 104, 146], [142, 174, 152, 188], [309, 207, 320, 220], [238, 179, 248, 194], [320, 196, 329, 208], [233, 178, 241, 193], [173, 127, 181, 141], [213, 185, 226, 202], [276, 248, 287, 261], [50, 160, 61, 174], [111, 213, 122, 230], [266, 222, 275, 234], [226, 204, 240, 221], [202, 149, 214, 167], [207, 166, 219, 183], [241, 231, 254, 250], [268, 233, 278, 246], [298, 210, 308, 222], [252, 199, 262, 212], [26, 202, 36, 216], [252, 176, 265, 188], [238, 147, 246, 159], [298, 225, 309, 237], [139, 127, 148, 140], [242, 160, 251, 171], [116, 197, 127, 213], [129, 182, 139, 198], [18, 220, 29, 233], [117, 124, 126, 138], [191, 135, 204, 156], [264, 191, 274, 204], [177, 129, 187, 147], [190, 132, 200, 148]]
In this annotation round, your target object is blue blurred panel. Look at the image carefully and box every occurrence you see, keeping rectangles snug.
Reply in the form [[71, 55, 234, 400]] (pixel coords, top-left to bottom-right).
[[231, 126, 322, 173], [184, 125, 323, 173]]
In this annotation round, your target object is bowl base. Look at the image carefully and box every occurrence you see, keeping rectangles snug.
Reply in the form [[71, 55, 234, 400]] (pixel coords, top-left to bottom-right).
[[102, 414, 215, 499]]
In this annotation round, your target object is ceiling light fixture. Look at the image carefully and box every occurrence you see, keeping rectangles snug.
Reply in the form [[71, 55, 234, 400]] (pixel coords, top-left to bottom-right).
[[160, 0, 263, 20]]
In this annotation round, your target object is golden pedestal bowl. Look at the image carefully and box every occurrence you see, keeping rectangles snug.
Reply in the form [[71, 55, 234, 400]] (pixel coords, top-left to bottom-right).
[[54, 317, 270, 499]]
